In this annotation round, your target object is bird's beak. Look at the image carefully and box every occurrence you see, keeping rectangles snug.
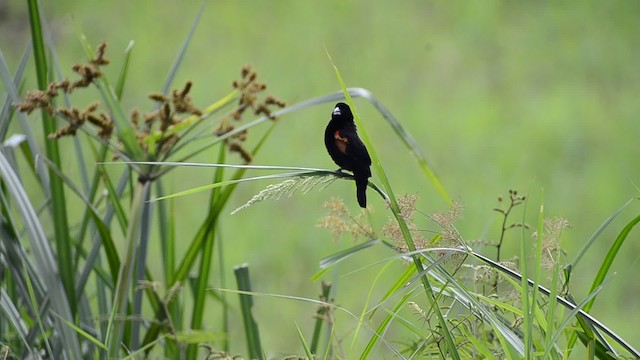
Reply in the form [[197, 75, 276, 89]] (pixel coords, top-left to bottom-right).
[[332, 106, 341, 116]]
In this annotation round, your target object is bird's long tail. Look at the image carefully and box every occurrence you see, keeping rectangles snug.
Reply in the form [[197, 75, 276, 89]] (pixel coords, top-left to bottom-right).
[[355, 173, 369, 208]]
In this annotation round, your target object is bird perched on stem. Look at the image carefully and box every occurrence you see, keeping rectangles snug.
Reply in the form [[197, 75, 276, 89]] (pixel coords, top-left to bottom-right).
[[324, 102, 372, 208]]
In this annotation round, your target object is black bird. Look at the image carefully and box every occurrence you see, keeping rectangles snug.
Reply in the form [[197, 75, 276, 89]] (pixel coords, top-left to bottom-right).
[[324, 102, 372, 208]]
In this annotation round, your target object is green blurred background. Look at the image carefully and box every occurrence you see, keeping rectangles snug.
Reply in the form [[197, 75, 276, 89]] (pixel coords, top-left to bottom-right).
[[2, 0, 639, 355]]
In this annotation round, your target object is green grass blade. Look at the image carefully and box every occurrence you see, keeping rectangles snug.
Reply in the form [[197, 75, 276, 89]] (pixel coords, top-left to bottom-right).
[[310, 281, 331, 354], [21, 260, 54, 357], [318, 239, 382, 269], [107, 180, 150, 357], [470, 250, 640, 357], [234, 264, 264, 360], [327, 51, 460, 360], [0, 151, 81, 357], [460, 325, 498, 360], [525, 193, 545, 358], [351, 261, 396, 349], [186, 145, 226, 360], [344, 87, 452, 205], [0, 45, 31, 140], [217, 288, 401, 355], [584, 212, 640, 312], [98, 165, 130, 234], [143, 125, 277, 348], [54, 313, 108, 351], [131, 184, 155, 351], [39, 156, 121, 282], [27, 0, 77, 318], [569, 198, 634, 269], [546, 281, 608, 356], [156, 181, 175, 283], [295, 321, 315, 359], [216, 226, 230, 353], [358, 291, 411, 360], [0, 288, 36, 357], [159, 0, 207, 97], [115, 40, 135, 100]]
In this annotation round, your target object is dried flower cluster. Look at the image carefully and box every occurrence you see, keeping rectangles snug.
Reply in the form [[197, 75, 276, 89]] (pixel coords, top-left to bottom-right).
[[14, 42, 286, 166], [532, 217, 570, 270], [216, 65, 286, 162], [138, 80, 204, 157], [382, 196, 428, 251], [316, 197, 373, 240], [15, 42, 115, 140]]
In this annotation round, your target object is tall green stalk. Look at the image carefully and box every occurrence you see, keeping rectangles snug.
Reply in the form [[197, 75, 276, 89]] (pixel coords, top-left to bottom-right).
[[328, 57, 460, 359], [27, 0, 76, 315], [186, 145, 226, 360], [107, 180, 150, 357]]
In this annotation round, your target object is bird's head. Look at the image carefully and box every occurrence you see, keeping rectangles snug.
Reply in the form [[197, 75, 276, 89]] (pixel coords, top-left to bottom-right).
[[332, 102, 353, 121]]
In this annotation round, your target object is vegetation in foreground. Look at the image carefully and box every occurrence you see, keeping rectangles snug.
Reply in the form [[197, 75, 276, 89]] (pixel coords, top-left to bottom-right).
[[1, 2, 639, 359]]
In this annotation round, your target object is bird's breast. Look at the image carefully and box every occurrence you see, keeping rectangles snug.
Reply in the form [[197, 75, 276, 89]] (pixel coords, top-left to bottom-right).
[[334, 130, 348, 154]]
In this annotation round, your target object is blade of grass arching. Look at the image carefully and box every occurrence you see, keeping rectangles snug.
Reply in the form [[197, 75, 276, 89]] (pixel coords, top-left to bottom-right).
[[575, 331, 617, 360], [415, 252, 525, 355], [569, 198, 634, 270], [234, 264, 264, 360], [344, 87, 452, 205], [295, 321, 315, 359], [544, 281, 609, 359], [154, 171, 319, 201], [327, 53, 460, 360], [359, 290, 412, 360], [0, 151, 81, 357], [27, 0, 76, 316], [566, 211, 640, 356], [115, 41, 135, 100], [186, 145, 226, 360], [584, 212, 640, 312], [262, 87, 452, 204], [470, 250, 640, 357]]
